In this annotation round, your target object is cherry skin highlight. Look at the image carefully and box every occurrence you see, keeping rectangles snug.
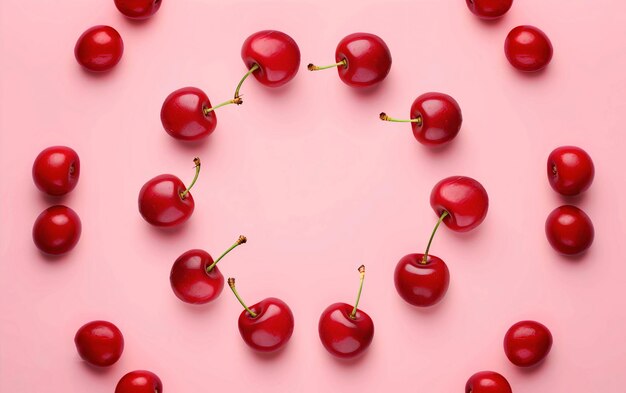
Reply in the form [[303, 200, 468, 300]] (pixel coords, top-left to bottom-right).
[[114, 0, 162, 19], [74, 25, 123, 72], [241, 30, 301, 88], [430, 176, 489, 232], [545, 205, 594, 255], [504, 320, 553, 367], [161, 87, 218, 141], [32, 205, 81, 255], [465, 371, 512, 393], [547, 146, 595, 196], [465, 0, 513, 19], [505, 25, 553, 72], [115, 370, 163, 393], [394, 254, 450, 307], [74, 320, 124, 367], [32, 146, 80, 196]]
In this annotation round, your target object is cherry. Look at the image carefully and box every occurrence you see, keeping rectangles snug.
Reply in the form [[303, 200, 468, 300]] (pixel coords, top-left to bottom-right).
[[74, 320, 124, 367], [465, 371, 512, 393], [114, 0, 162, 20], [504, 25, 553, 72], [74, 25, 124, 72], [115, 370, 163, 393], [465, 0, 513, 19], [308, 33, 392, 88], [547, 146, 594, 196], [227, 278, 294, 352], [380, 92, 462, 146], [241, 30, 301, 88], [32, 205, 81, 255], [138, 158, 201, 227], [545, 205, 594, 255], [32, 146, 80, 196], [170, 236, 247, 304], [430, 176, 489, 232], [504, 320, 553, 367], [319, 265, 374, 358]]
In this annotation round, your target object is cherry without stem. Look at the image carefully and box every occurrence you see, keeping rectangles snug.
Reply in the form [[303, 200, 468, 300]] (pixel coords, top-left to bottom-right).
[[32, 205, 82, 255], [545, 205, 594, 255], [32, 146, 80, 196], [74, 320, 124, 367], [114, 0, 162, 20], [547, 146, 594, 196], [465, 0, 513, 19], [465, 371, 512, 393], [115, 370, 163, 393], [504, 25, 553, 72], [504, 320, 553, 367], [74, 25, 124, 72]]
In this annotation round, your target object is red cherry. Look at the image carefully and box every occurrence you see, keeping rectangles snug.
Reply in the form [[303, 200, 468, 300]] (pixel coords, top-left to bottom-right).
[[170, 236, 247, 304], [74, 320, 124, 367], [465, 371, 512, 393], [32, 146, 80, 196], [380, 92, 462, 146], [115, 370, 163, 393], [241, 30, 301, 88], [138, 158, 200, 227], [547, 146, 594, 196], [394, 254, 450, 307], [504, 25, 553, 72], [32, 205, 81, 255], [430, 176, 489, 232], [74, 25, 123, 72], [545, 205, 594, 255], [504, 320, 553, 367], [228, 278, 294, 352], [114, 0, 162, 19], [308, 33, 392, 88], [465, 0, 513, 19], [319, 265, 374, 358]]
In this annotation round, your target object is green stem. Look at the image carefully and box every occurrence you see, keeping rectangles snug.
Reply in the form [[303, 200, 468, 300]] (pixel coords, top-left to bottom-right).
[[350, 265, 366, 319], [379, 112, 423, 125], [422, 210, 449, 264], [307, 59, 347, 71], [203, 98, 242, 115], [228, 278, 257, 318], [206, 236, 247, 272], [179, 158, 201, 199], [234, 63, 260, 99]]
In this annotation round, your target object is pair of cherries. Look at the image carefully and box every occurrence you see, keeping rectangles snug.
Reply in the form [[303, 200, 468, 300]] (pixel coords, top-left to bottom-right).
[[32, 146, 82, 255], [74, 320, 162, 392]]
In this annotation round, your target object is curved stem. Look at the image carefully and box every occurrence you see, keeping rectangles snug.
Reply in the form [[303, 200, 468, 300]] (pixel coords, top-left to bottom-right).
[[179, 158, 201, 199], [203, 98, 242, 115], [422, 210, 449, 264], [228, 278, 257, 318], [234, 63, 260, 100], [350, 265, 366, 319], [307, 59, 347, 71], [206, 236, 247, 272], [379, 112, 423, 125]]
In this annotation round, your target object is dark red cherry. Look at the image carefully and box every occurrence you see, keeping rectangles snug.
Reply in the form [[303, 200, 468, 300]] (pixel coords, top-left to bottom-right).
[[32, 205, 81, 255], [115, 370, 163, 393], [74, 25, 123, 72], [465, 0, 513, 19], [505, 25, 553, 72], [32, 146, 80, 196], [138, 158, 200, 227], [504, 320, 553, 367], [465, 371, 512, 393], [170, 236, 247, 304], [74, 320, 124, 367], [114, 0, 162, 19], [545, 205, 594, 255], [394, 254, 450, 307], [240, 30, 301, 88], [547, 146, 594, 196], [161, 87, 218, 141], [430, 176, 489, 232]]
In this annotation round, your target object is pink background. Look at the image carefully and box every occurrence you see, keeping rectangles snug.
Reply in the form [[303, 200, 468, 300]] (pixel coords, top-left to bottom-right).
[[1, 0, 626, 391]]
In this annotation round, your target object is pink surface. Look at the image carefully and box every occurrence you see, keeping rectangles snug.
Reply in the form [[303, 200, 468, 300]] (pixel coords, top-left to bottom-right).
[[1, 0, 626, 391]]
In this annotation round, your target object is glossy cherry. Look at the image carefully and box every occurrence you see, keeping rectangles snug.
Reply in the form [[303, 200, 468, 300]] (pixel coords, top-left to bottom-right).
[[241, 30, 301, 88], [504, 25, 553, 72], [380, 92, 462, 146], [32, 205, 81, 255], [308, 33, 392, 88], [504, 320, 553, 367], [74, 25, 124, 72], [115, 370, 163, 393], [465, 371, 512, 393], [430, 176, 489, 232], [74, 320, 124, 367], [138, 158, 200, 227], [228, 278, 294, 352], [319, 265, 374, 358], [170, 236, 247, 304], [465, 0, 513, 19], [547, 146, 594, 196], [114, 0, 162, 19], [32, 146, 80, 196], [545, 205, 594, 255]]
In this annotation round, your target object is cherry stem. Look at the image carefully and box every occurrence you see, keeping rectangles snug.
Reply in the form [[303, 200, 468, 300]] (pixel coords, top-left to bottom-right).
[[379, 112, 423, 125], [228, 278, 257, 318], [203, 98, 242, 115], [350, 265, 366, 319], [206, 235, 247, 272], [307, 59, 347, 71], [234, 63, 260, 100], [422, 210, 449, 264], [179, 158, 201, 200]]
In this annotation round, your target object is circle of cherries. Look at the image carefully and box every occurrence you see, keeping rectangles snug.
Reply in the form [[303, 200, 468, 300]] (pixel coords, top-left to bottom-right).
[[31, 0, 596, 391]]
